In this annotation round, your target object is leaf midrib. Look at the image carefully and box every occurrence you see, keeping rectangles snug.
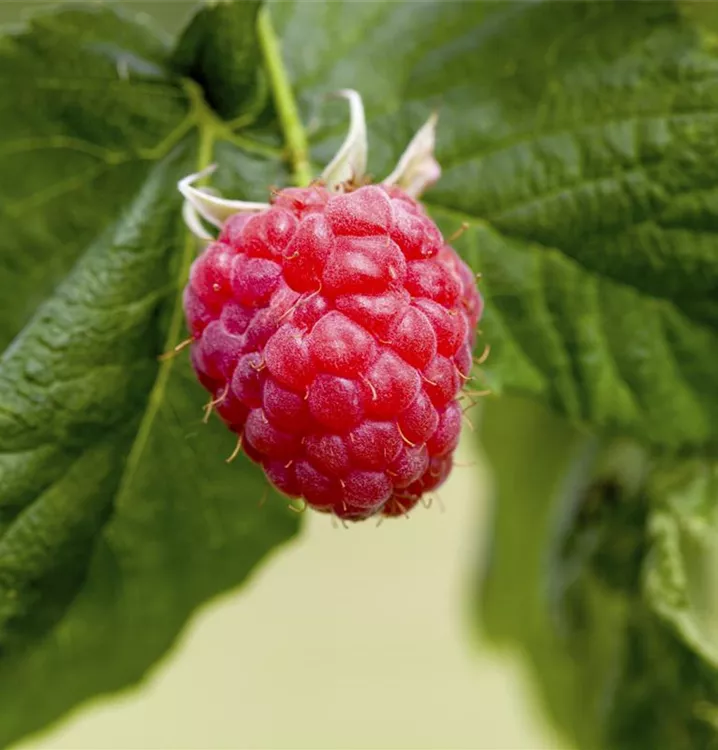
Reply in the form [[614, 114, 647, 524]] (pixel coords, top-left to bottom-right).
[[112, 132, 213, 507]]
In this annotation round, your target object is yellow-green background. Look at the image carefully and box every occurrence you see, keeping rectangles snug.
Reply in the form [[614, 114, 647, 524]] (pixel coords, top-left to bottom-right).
[[20, 439, 565, 749]]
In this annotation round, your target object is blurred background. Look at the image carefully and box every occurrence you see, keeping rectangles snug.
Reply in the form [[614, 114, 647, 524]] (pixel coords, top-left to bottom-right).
[[0, 3, 561, 748], [20, 439, 564, 750]]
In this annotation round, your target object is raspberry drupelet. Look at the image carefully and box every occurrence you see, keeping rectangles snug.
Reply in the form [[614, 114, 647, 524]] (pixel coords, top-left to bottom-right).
[[179, 91, 483, 520]]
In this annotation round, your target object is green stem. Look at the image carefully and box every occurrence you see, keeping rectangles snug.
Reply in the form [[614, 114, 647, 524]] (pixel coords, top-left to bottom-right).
[[224, 133, 284, 160], [257, 7, 312, 186]]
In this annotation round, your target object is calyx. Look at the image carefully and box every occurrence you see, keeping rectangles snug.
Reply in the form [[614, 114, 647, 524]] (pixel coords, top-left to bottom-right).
[[179, 89, 440, 241]]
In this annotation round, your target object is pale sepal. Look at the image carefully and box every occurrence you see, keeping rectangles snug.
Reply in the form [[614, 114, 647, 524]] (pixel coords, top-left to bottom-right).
[[383, 112, 440, 198], [182, 199, 214, 242], [178, 165, 268, 229], [321, 89, 368, 190]]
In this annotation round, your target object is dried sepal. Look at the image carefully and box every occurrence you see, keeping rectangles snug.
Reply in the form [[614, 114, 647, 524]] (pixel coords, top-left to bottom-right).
[[383, 112, 440, 198], [178, 166, 268, 229], [182, 198, 215, 242], [321, 89, 368, 191]]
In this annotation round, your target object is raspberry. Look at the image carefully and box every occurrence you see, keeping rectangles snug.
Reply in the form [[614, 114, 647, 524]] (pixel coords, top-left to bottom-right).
[[184, 184, 482, 520], [178, 90, 483, 520]]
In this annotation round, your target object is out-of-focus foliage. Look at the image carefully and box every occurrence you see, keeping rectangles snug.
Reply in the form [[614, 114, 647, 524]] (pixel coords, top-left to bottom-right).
[[481, 398, 718, 749]]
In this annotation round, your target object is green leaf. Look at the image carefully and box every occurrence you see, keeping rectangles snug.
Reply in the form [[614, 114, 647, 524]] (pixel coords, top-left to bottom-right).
[[172, 0, 268, 121], [645, 461, 718, 671], [479, 398, 718, 750], [273, 0, 718, 450], [0, 5, 191, 348], [0, 145, 298, 746], [429, 1, 718, 450], [0, 5, 297, 745]]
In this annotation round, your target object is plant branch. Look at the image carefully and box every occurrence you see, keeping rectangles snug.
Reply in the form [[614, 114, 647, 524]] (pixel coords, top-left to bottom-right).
[[257, 7, 312, 186]]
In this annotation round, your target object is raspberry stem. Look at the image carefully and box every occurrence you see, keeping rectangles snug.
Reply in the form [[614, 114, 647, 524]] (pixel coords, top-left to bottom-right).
[[257, 7, 313, 188]]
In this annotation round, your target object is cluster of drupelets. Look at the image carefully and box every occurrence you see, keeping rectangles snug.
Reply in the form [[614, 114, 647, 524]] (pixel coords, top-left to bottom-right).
[[173, 91, 488, 521]]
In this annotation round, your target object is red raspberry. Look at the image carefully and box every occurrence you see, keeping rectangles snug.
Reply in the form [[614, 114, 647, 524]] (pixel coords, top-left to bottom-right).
[[185, 184, 482, 520]]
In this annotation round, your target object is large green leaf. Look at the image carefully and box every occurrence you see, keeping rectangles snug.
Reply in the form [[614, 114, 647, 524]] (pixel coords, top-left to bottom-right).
[[0, 4, 297, 745], [0, 146, 297, 745], [0, 5, 190, 348], [274, 0, 718, 450], [431, 1, 718, 450]]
